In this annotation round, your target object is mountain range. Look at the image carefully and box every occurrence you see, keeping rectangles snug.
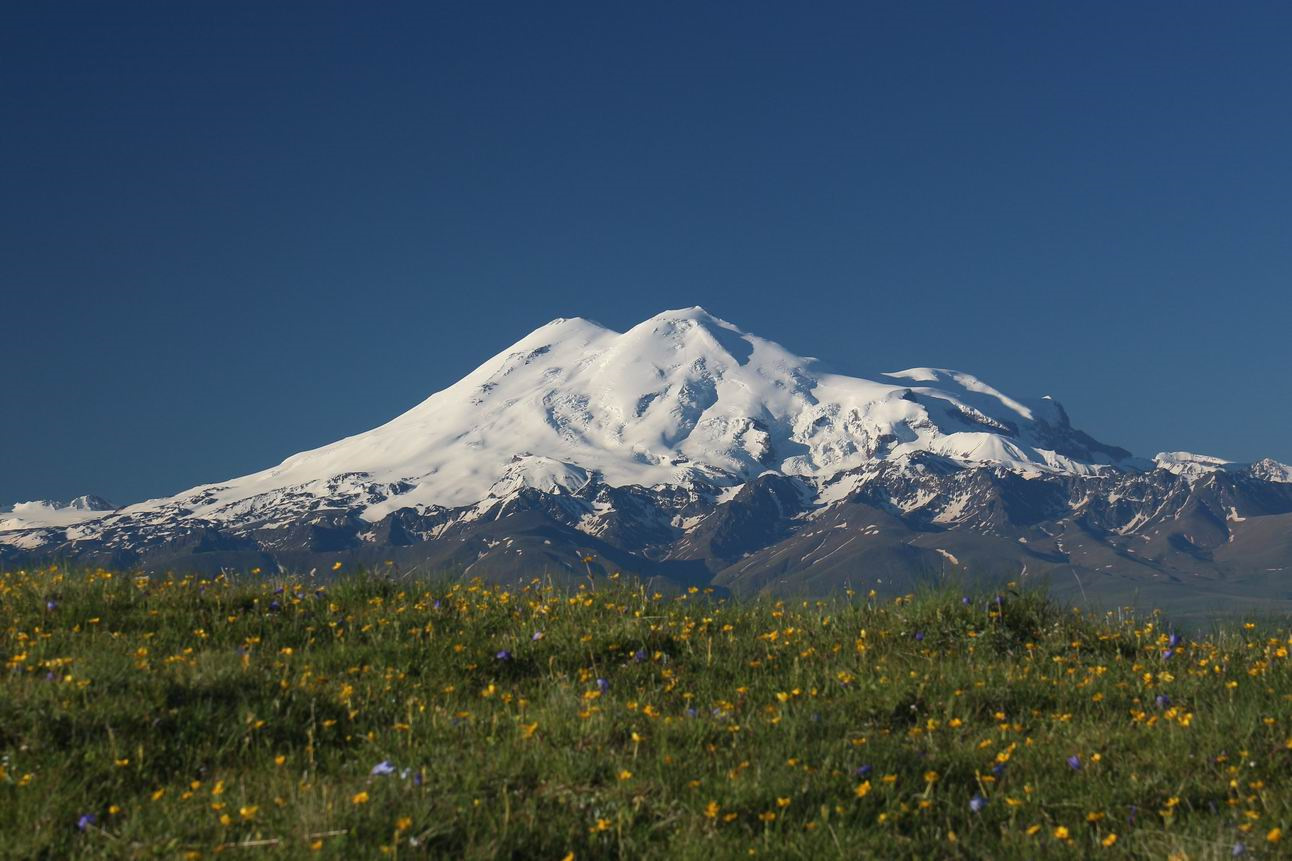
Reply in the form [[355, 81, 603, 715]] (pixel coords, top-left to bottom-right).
[[5, 307, 1291, 617]]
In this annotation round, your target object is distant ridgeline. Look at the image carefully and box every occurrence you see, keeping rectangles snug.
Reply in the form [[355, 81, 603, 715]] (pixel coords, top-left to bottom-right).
[[5, 309, 1292, 618]]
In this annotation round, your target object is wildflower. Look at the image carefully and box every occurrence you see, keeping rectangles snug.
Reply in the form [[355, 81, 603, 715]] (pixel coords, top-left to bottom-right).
[[914, 631, 925, 641], [46, 600, 58, 611], [76, 813, 96, 832], [923, 770, 939, 784], [854, 764, 872, 778], [239, 805, 258, 820], [758, 811, 776, 822], [1103, 834, 1118, 847], [396, 816, 412, 831], [1054, 825, 1070, 840], [1233, 842, 1246, 856], [531, 631, 544, 641], [618, 770, 633, 781], [704, 801, 720, 819], [352, 791, 370, 805], [1269, 828, 1283, 844], [854, 781, 872, 798], [371, 760, 396, 776], [969, 795, 986, 813], [1067, 755, 1082, 770], [275, 755, 286, 766], [1155, 694, 1172, 709], [332, 562, 343, 571], [596, 677, 610, 693], [776, 797, 791, 808], [496, 649, 512, 661], [634, 648, 648, 663], [151, 788, 165, 801]]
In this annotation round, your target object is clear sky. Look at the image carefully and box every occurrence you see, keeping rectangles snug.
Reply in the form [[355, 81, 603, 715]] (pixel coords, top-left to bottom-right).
[[4, 1, 1291, 507]]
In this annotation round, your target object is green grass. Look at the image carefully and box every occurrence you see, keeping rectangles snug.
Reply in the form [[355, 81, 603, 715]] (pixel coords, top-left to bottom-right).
[[1, 566, 1289, 859]]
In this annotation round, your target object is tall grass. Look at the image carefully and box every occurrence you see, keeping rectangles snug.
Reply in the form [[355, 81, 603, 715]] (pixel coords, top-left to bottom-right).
[[1, 566, 1288, 858]]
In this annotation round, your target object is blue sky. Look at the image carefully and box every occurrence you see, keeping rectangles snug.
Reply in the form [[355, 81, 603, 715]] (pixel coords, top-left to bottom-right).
[[4, 1, 1291, 506]]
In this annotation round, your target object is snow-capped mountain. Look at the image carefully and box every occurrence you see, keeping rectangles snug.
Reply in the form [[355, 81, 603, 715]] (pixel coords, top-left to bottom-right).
[[4, 308, 1291, 616]]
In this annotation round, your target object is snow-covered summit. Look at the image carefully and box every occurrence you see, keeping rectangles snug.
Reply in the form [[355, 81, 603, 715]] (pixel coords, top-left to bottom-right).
[[0, 496, 115, 531], [6, 308, 1142, 533], [1154, 451, 1292, 482], [93, 307, 1134, 522]]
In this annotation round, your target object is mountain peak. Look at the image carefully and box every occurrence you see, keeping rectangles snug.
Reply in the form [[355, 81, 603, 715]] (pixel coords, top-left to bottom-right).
[[4, 308, 1138, 530]]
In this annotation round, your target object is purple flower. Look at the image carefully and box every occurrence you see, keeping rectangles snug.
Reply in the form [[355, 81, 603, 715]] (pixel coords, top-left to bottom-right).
[[1155, 694, 1172, 709], [432, 600, 442, 610], [273, 586, 285, 595], [496, 649, 512, 661], [1168, 633, 1182, 648], [634, 648, 648, 663], [46, 600, 58, 611], [1232, 841, 1246, 856], [685, 707, 699, 718], [961, 596, 971, 606], [268, 600, 282, 612], [596, 677, 610, 693], [1162, 648, 1175, 660], [1066, 755, 1082, 771], [991, 762, 1007, 777], [913, 631, 925, 642], [77, 813, 96, 831], [371, 760, 396, 776], [413, 771, 423, 787], [854, 764, 873, 778], [531, 631, 544, 641], [969, 794, 986, 813]]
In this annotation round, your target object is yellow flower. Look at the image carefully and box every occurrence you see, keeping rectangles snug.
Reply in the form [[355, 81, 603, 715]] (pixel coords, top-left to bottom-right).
[[352, 791, 370, 805], [332, 561, 343, 571], [591, 818, 612, 832], [776, 797, 791, 808], [151, 788, 165, 801], [854, 781, 872, 798], [1054, 825, 1070, 840], [396, 817, 412, 831], [1025, 824, 1041, 836], [758, 811, 776, 822], [617, 770, 633, 781], [239, 805, 258, 821], [704, 800, 720, 819], [114, 758, 130, 767], [274, 755, 286, 766], [923, 770, 939, 784], [1102, 833, 1118, 847], [1270, 828, 1283, 844]]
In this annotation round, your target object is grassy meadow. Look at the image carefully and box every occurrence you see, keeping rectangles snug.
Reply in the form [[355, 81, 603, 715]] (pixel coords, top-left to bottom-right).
[[1, 565, 1290, 859]]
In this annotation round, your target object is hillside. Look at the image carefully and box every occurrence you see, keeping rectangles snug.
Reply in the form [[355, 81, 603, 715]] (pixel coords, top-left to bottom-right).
[[1, 565, 1289, 858]]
